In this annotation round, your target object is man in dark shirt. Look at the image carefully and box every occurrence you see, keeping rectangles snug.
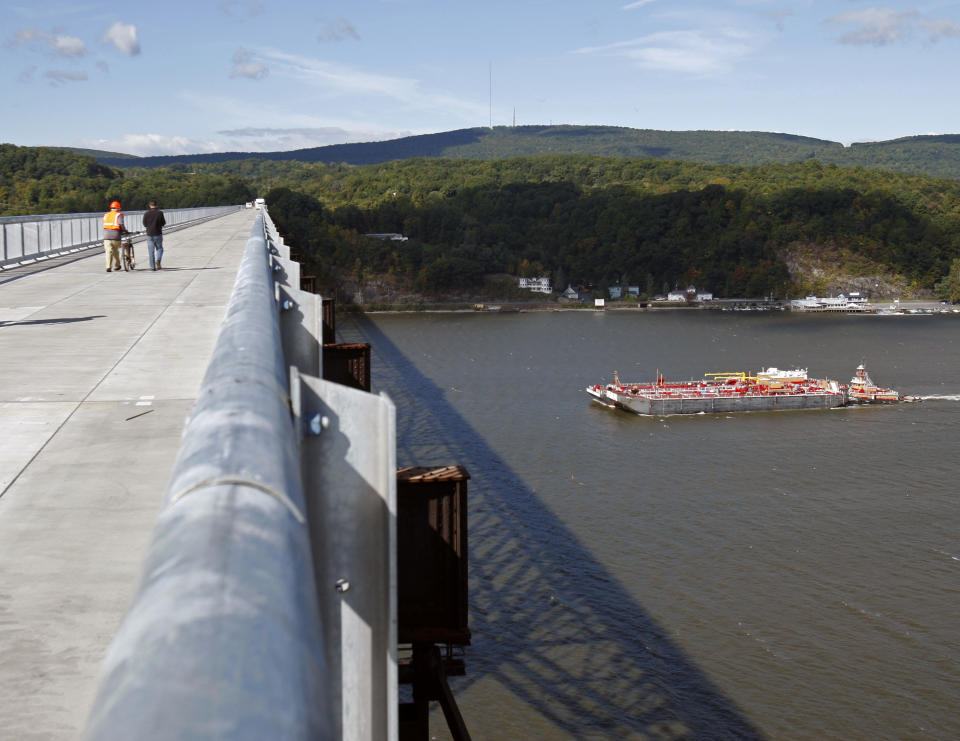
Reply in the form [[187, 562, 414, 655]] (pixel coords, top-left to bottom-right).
[[142, 200, 166, 270]]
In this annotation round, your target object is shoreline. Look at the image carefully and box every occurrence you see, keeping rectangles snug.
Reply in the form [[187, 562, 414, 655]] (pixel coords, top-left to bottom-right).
[[347, 299, 955, 316]]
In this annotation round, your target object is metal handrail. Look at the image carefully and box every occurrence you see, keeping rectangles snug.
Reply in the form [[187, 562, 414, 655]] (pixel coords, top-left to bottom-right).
[[0, 205, 242, 267], [83, 213, 332, 740]]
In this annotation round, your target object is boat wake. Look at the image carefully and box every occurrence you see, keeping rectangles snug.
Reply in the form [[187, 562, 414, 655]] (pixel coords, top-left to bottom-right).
[[917, 394, 960, 401], [933, 548, 960, 563]]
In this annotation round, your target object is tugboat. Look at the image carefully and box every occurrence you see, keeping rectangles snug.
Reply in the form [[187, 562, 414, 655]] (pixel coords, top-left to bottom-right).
[[846, 364, 901, 403]]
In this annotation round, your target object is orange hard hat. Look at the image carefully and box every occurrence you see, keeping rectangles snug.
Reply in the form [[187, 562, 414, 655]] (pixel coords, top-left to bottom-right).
[[110, 201, 121, 209]]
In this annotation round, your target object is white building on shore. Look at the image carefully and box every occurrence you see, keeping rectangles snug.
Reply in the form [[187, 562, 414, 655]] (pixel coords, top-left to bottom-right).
[[518, 276, 553, 294], [790, 292, 867, 311], [667, 286, 713, 302]]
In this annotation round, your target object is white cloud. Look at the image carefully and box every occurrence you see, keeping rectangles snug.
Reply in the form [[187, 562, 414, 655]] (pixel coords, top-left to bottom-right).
[[827, 9, 960, 46], [623, 0, 658, 8], [75, 133, 224, 157], [220, 126, 358, 139], [45, 69, 88, 84], [50, 35, 86, 57], [178, 88, 418, 139], [319, 18, 360, 42], [260, 48, 488, 119], [218, 0, 263, 18], [74, 126, 415, 156], [261, 47, 418, 98], [9, 28, 42, 46], [575, 28, 756, 75], [102, 21, 140, 55], [231, 48, 268, 79], [827, 9, 916, 46], [920, 18, 960, 41], [767, 9, 792, 33], [215, 126, 410, 150], [8, 28, 86, 56]]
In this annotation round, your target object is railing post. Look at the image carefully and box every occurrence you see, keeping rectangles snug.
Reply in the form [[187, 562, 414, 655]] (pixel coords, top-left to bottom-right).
[[292, 369, 398, 741]]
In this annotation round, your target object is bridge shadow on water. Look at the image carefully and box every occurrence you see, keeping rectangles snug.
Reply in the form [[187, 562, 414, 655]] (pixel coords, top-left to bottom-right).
[[344, 316, 765, 740]]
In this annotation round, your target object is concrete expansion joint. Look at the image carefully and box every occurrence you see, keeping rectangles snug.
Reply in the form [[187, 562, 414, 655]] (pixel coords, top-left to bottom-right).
[[168, 475, 306, 524]]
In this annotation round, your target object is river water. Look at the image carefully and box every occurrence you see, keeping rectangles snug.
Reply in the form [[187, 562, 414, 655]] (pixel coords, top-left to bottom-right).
[[337, 310, 960, 740]]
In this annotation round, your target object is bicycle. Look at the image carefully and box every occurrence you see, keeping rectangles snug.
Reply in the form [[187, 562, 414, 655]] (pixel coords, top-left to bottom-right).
[[121, 235, 136, 271]]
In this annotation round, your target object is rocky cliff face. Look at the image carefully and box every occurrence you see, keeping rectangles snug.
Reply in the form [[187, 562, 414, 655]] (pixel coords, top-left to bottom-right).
[[780, 243, 928, 298]]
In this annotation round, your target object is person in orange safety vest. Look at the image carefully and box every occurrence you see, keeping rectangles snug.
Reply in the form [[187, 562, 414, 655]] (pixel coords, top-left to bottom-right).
[[102, 200, 127, 272]]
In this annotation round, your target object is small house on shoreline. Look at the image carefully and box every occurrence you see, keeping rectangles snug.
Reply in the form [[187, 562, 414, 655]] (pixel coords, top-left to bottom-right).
[[667, 286, 713, 302], [518, 276, 553, 294]]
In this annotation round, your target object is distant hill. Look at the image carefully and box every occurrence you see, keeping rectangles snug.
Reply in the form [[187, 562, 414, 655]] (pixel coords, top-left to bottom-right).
[[90, 126, 843, 168], [58, 146, 142, 161], [841, 135, 960, 180], [73, 126, 960, 180]]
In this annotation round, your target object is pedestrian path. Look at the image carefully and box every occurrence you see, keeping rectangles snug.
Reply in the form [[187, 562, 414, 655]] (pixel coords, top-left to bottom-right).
[[0, 209, 256, 739]]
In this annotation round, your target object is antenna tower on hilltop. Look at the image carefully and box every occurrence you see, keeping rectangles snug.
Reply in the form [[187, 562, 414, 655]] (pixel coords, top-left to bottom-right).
[[488, 61, 492, 129]]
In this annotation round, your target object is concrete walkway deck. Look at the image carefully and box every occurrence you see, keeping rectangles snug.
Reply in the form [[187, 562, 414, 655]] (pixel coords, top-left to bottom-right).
[[0, 209, 256, 740]]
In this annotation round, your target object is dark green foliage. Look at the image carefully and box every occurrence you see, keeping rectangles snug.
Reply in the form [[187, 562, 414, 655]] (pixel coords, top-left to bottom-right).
[[935, 258, 960, 302], [0, 144, 253, 215], [109, 170, 254, 211], [0, 143, 120, 214], [259, 155, 960, 299], [422, 256, 485, 292], [7, 141, 960, 299]]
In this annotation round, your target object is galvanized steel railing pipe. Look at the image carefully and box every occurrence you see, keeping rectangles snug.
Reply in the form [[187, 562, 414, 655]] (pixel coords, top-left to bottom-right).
[[83, 213, 332, 740]]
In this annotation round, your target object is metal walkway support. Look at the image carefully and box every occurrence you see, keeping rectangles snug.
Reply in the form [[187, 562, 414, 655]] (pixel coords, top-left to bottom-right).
[[84, 211, 398, 740], [274, 212, 399, 741]]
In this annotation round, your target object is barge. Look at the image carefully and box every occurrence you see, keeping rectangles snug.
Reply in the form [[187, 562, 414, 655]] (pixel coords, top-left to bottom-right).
[[587, 367, 847, 415]]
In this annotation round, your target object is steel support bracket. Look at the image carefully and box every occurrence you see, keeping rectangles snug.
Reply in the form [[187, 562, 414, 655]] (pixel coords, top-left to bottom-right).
[[291, 367, 398, 741]]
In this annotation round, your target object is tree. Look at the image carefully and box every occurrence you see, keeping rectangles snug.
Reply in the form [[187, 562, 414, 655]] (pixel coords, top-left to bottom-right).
[[936, 258, 960, 303], [421, 256, 484, 292]]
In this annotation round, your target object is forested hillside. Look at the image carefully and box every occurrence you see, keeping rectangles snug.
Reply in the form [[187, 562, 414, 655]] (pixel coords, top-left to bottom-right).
[[85, 126, 960, 181], [258, 156, 960, 301], [0, 144, 253, 215], [6, 143, 960, 302]]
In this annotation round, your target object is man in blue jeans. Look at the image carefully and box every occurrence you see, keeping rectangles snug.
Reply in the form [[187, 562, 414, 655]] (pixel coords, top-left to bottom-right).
[[142, 200, 166, 270]]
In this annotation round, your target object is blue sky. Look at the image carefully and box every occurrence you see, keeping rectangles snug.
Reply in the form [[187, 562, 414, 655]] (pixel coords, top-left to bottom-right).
[[3, 0, 960, 156]]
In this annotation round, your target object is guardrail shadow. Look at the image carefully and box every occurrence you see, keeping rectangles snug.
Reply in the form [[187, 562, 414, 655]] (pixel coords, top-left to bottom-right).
[[0, 314, 105, 328], [343, 315, 765, 740]]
